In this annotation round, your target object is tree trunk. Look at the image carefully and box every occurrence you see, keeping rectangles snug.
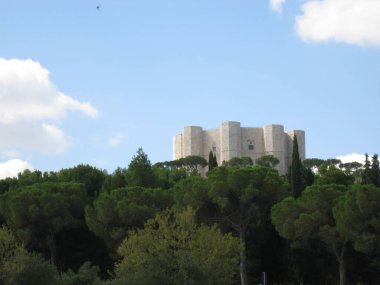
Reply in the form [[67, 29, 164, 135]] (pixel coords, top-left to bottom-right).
[[239, 230, 248, 285], [333, 241, 347, 285], [339, 258, 346, 285], [46, 233, 57, 265]]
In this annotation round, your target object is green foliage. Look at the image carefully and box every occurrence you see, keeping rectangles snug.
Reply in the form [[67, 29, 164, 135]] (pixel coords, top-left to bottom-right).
[[173, 176, 208, 210], [154, 156, 208, 176], [334, 184, 380, 254], [58, 165, 106, 197], [112, 207, 241, 285], [223, 156, 253, 167], [302, 158, 325, 170], [151, 165, 187, 189], [0, 226, 21, 270], [255, 155, 280, 168], [85, 186, 173, 252], [207, 165, 285, 284], [271, 184, 349, 284], [290, 136, 305, 198], [2, 250, 59, 285], [272, 184, 346, 247], [60, 261, 101, 285], [126, 148, 155, 187], [315, 165, 354, 186], [104, 167, 128, 191], [0, 182, 88, 264], [0, 226, 60, 285], [176, 155, 208, 174], [361, 153, 380, 186]]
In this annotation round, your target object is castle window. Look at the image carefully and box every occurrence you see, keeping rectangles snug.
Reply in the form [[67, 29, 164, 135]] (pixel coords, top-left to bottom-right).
[[212, 146, 217, 152], [248, 141, 254, 150]]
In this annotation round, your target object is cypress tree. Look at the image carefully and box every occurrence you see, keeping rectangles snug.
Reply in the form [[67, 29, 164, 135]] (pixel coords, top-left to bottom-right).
[[370, 154, 380, 187], [290, 136, 303, 198], [213, 152, 218, 168], [208, 151, 215, 171], [362, 153, 371, 184]]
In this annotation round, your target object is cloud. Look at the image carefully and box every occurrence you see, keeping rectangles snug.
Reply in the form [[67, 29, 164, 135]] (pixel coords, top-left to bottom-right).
[[337, 153, 366, 164], [0, 58, 98, 154], [296, 0, 380, 47], [108, 133, 125, 147], [0, 159, 33, 179], [270, 0, 286, 13]]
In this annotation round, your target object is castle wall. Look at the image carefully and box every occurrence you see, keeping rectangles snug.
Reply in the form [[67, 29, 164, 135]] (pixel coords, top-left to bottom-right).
[[240, 127, 265, 162], [202, 128, 220, 164], [173, 134, 183, 160]]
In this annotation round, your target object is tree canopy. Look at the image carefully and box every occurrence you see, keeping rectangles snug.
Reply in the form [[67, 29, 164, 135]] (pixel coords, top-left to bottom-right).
[[112, 207, 241, 285]]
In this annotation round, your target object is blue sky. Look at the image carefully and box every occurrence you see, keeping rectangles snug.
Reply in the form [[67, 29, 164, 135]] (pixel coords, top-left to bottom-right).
[[0, 0, 379, 177]]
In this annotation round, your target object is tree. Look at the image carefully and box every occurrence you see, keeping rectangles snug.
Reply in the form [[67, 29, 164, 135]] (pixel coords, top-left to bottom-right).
[[0, 226, 59, 285], [208, 151, 218, 171], [334, 184, 380, 255], [0, 182, 88, 265], [1, 251, 59, 285], [302, 158, 325, 172], [178, 156, 208, 174], [339, 162, 363, 183], [126, 148, 155, 187], [315, 165, 354, 186], [290, 136, 304, 198], [272, 184, 348, 285], [58, 165, 106, 197], [207, 166, 284, 285], [60, 261, 101, 285], [370, 154, 380, 187], [361, 153, 371, 184], [255, 155, 280, 168], [151, 162, 188, 189], [112, 207, 241, 285], [85, 187, 173, 253], [224, 157, 253, 167]]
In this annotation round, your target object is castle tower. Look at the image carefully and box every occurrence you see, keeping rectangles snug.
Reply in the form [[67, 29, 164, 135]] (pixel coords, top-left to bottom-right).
[[182, 126, 203, 157], [263, 124, 287, 174], [220, 121, 241, 163]]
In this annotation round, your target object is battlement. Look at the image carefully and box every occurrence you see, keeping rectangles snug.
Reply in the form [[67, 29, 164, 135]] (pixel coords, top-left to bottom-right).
[[173, 121, 305, 174]]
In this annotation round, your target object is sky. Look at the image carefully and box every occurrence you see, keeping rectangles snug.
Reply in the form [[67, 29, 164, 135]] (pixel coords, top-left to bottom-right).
[[0, 0, 379, 178]]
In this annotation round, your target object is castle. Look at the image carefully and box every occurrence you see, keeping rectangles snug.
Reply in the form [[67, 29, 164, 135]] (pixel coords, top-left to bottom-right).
[[173, 121, 305, 174]]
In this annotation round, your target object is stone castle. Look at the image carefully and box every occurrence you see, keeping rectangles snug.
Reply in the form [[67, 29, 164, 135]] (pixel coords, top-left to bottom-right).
[[173, 121, 305, 174]]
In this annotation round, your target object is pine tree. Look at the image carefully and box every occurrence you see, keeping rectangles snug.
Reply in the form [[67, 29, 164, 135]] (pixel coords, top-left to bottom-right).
[[290, 136, 303, 198]]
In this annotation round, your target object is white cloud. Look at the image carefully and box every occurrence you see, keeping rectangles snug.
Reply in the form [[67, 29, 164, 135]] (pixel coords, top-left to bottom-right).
[[108, 133, 125, 147], [0, 58, 98, 154], [0, 159, 33, 179], [270, 0, 287, 13], [296, 0, 380, 47], [337, 153, 366, 164]]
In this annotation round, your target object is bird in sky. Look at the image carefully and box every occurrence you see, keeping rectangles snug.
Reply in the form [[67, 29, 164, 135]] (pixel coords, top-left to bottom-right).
[[96, 5, 100, 10]]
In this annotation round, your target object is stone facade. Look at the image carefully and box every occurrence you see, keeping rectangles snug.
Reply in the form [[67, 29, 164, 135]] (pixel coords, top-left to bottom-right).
[[173, 121, 305, 174]]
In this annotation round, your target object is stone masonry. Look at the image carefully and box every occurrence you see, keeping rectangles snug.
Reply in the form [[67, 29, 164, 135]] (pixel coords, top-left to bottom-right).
[[173, 121, 305, 174]]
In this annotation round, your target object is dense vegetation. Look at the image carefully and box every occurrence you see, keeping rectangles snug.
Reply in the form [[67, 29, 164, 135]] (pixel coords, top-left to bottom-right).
[[0, 147, 379, 285]]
